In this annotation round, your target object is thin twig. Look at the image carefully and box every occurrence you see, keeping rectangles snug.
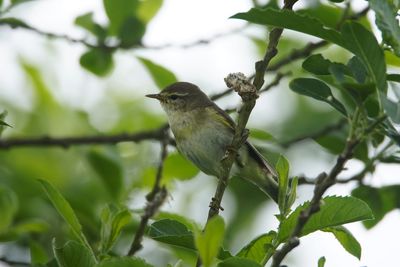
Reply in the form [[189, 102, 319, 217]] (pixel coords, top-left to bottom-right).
[[0, 257, 30, 266], [128, 128, 169, 256]]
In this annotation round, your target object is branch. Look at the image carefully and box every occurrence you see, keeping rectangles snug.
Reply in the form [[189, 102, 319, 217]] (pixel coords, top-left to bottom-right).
[[128, 128, 169, 256], [270, 115, 387, 267], [0, 257, 30, 266]]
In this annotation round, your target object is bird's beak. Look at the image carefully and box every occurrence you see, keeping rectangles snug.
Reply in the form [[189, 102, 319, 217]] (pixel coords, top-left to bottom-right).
[[146, 93, 162, 100]]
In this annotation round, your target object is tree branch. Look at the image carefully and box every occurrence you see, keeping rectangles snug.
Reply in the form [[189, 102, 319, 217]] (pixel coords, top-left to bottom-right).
[[270, 115, 387, 267], [128, 128, 169, 256]]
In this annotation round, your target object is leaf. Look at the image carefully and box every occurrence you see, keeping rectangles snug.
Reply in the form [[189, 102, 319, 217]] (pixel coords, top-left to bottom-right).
[[369, 0, 400, 57], [302, 54, 332, 75], [286, 177, 298, 213], [100, 204, 132, 253], [80, 48, 113, 76], [278, 196, 374, 242], [382, 95, 400, 124], [0, 185, 18, 232], [217, 257, 262, 267], [231, 8, 345, 47], [138, 57, 178, 89], [347, 56, 367, 84], [74, 12, 107, 40], [30, 240, 49, 265], [97, 257, 153, 267], [53, 240, 96, 267], [249, 129, 277, 142], [87, 151, 123, 200], [0, 110, 12, 135], [103, 0, 139, 34], [236, 231, 276, 263], [148, 219, 196, 250], [163, 153, 199, 180], [138, 0, 163, 23], [118, 16, 146, 48], [341, 22, 387, 101], [0, 17, 29, 28], [0, 219, 49, 242], [318, 256, 326, 267], [194, 216, 225, 267], [38, 179, 93, 255], [276, 155, 289, 216], [322, 226, 361, 259], [352, 185, 400, 229], [290, 78, 347, 116]]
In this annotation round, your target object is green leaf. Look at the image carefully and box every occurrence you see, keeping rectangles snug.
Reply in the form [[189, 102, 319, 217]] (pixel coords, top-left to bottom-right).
[[382, 95, 400, 124], [278, 196, 373, 242], [286, 177, 298, 213], [352, 185, 400, 229], [217, 257, 262, 267], [138, 57, 178, 89], [347, 56, 367, 84], [322, 226, 361, 259], [194, 216, 225, 267], [369, 0, 400, 57], [38, 179, 93, 255], [0, 110, 12, 135], [290, 78, 347, 116], [0, 17, 29, 28], [53, 240, 96, 267], [318, 256, 326, 267], [87, 151, 123, 200], [80, 48, 114, 76], [118, 16, 145, 48], [138, 0, 163, 23], [0, 186, 18, 232], [236, 231, 276, 263], [100, 204, 132, 253], [0, 219, 49, 242], [302, 54, 332, 75], [231, 8, 345, 47], [103, 0, 139, 34], [163, 153, 199, 180], [276, 155, 289, 216], [30, 240, 49, 265], [74, 12, 107, 40], [341, 22, 387, 101], [97, 257, 153, 267], [148, 219, 195, 250], [249, 129, 277, 142]]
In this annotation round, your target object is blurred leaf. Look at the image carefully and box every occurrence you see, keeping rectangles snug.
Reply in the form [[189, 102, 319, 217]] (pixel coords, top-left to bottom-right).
[[322, 226, 361, 259], [103, 0, 139, 34], [138, 57, 178, 89], [118, 16, 145, 48], [97, 257, 153, 267], [87, 151, 123, 200], [236, 231, 276, 263], [0, 185, 18, 232], [148, 219, 195, 250], [75, 12, 107, 40], [231, 8, 345, 47], [382, 95, 400, 124], [0, 110, 12, 136], [138, 0, 163, 23], [369, 0, 400, 57], [278, 196, 373, 242], [385, 50, 400, 66], [302, 54, 332, 75], [0, 219, 49, 242], [53, 240, 96, 267], [0, 17, 29, 28], [318, 256, 326, 267], [352, 185, 400, 229], [100, 204, 132, 253], [382, 120, 400, 145], [164, 153, 199, 180], [249, 129, 277, 142], [80, 48, 114, 76], [297, 4, 342, 28], [217, 257, 261, 267], [38, 179, 93, 254], [276, 155, 289, 217], [381, 155, 400, 163], [155, 211, 199, 230], [30, 240, 49, 265], [286, 177, 298, 213], [194, 216, 225, 267], [341, 22, 387, 98], [290, 78, 347, 116], [347, 56, 367, 84]]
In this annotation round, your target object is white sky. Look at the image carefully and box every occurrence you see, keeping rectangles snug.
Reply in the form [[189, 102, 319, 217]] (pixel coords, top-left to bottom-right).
[[0, 0, 399, 267]]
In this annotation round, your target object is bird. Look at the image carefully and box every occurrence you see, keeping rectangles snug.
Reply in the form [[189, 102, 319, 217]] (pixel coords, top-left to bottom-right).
[[146, 82, 279, 202]]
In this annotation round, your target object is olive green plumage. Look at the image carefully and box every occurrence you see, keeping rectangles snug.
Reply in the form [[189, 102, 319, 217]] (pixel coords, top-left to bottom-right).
[[146, 82, 279, 202]]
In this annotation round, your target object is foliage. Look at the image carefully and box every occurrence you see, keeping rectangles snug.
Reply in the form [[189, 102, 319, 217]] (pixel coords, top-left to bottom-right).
[[0, 0, 399, 266]]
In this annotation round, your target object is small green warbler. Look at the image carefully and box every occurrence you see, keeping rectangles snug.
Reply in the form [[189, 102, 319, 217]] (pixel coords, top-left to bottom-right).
[[146, 82, 278, 202]]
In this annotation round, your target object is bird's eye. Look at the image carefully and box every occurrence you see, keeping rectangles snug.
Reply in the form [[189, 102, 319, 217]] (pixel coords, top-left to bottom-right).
[[169, 94, 179, 100]]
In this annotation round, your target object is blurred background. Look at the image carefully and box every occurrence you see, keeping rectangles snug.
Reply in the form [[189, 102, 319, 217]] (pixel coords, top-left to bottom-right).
[[0, 0, 399, 266]]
